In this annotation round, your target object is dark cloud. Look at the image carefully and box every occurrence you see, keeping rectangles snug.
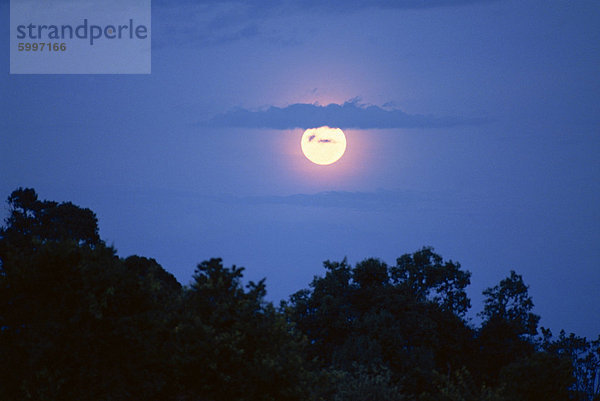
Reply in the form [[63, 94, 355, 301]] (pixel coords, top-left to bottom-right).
[[204, 100, 487, 129], [287, 0, 500, 12], [155, 0, 498, 11], [153, 0, 499, 47]]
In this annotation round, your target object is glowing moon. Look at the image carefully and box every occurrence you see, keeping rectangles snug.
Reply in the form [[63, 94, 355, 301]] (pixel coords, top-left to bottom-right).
[[301, 126, 347, 165]]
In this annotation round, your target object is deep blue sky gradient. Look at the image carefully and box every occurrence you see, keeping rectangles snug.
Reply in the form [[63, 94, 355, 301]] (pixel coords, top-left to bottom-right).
[[1, 0, 599, 337]]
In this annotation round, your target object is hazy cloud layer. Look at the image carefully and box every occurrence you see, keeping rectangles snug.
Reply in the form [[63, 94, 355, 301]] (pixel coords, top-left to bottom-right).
[[205, 101, 486, 129], [212, 189, 448, 213], [241, 190, 420, 210]]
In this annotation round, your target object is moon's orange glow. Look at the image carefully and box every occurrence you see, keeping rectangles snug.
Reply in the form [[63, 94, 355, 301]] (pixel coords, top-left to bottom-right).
[[301, 126, 347, 165]]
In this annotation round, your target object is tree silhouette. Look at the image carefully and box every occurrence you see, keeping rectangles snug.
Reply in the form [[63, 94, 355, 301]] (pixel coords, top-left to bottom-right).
[[0, 189, 177, 399], [0, 188, 593, 400], [174, 258, 311, 401], [2, 187, 100, 248], [286, 249, 478, 399], [480, 270, 540, 336]]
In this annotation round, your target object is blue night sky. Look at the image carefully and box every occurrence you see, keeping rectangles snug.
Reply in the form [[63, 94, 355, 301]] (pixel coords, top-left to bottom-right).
[[1, 0, 599, 337]]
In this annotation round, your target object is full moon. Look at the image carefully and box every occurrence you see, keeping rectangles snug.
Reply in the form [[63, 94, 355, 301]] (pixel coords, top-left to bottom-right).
[[301, 126, 347, 165]]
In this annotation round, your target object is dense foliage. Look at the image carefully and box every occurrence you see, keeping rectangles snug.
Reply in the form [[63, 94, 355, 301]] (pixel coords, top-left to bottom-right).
[[0, 188, 598, 400]]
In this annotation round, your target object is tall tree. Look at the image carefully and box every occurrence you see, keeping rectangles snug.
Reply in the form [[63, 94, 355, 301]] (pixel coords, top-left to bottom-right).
[[0, 189, 179, 400], [1, 187, 100, 248], [480, 270, 540, 336], [543, 329, 600, 400], [287, 249, 475, 400], [474, 270, 565, 398], [391, 247, 471, 316], [175, 258, 311, 401]]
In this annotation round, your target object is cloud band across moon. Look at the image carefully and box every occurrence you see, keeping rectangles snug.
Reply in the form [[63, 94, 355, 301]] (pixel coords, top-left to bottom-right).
[[204, 100, 487, 129]]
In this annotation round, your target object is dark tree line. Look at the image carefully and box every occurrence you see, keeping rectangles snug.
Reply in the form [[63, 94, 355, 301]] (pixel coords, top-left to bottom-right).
[[0, 188, 598, 400]]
